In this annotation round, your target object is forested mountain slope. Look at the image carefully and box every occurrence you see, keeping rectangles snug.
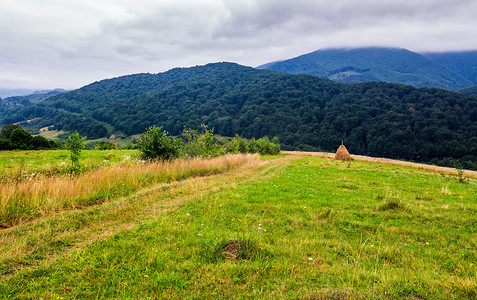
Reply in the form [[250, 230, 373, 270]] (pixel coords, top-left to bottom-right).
[[0, 89, 66, 120], [3, 62, 477, 169], [424, 51, 477, 85], [460, 86, 477, 96], [258, 47, 473, 90]]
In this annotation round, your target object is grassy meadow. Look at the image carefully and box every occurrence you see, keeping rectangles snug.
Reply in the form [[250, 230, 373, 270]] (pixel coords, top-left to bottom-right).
[[0, 151, 476, 299], [0, 149, 139, 170]]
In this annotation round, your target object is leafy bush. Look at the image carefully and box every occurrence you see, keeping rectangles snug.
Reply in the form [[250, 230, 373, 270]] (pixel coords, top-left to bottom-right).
[[138, 125, 183, 161], [228, 135, 280, 155], [136, 123, 280, 161], [124, 143, 136, 150], [251, 136, 280, 155], [182, 125, 225, 158], [227, 134, 249, 154], [93, 141, 118, 150]]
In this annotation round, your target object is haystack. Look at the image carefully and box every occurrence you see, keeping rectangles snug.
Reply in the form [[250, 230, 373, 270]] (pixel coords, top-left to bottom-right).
[[335, 144, 351, 161]]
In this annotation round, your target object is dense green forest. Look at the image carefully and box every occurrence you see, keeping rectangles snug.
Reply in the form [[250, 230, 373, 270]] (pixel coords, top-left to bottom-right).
[[3, 63, 477, 169], [259, 47, 474, 90]]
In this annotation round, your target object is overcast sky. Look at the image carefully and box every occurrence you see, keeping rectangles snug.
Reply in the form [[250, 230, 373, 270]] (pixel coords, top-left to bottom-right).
[[1, 0, 477, 90]]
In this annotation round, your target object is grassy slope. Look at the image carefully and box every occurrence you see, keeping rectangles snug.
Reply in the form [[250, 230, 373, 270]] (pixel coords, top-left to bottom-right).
[[0, 149, 139, 171], [0, 155, 476, 299], [0, 152, 254, 227]]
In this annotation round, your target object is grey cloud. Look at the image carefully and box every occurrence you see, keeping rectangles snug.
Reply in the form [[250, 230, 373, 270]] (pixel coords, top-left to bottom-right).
[[1, 0, 477, 89], [217, 0, 475, 36]]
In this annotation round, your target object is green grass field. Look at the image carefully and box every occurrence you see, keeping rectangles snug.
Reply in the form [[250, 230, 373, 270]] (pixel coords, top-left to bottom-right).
[[0, 149, 139, 171], [0, 153, 475, 299]]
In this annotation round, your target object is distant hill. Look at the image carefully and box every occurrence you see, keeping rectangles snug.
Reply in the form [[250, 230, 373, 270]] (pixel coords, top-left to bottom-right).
[[0, 89, 36, 99], [460, 86, 477, 96], [0, 89, 66, 120], [3, 63, 477, 169], [6, 89, 66, 104], [423, 51, 477, 85], [258, 47, 473, 90]]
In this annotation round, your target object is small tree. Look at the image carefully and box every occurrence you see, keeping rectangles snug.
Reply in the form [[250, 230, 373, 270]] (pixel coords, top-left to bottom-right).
[[182, 125, 225, 158], [256, 137, 271, 155], [248, 137, 258, 153], [94, 141, 117, 150], [9, 127, 33, 150], [65, 131, 86, 173], [138, 125, 182, 161], [271, 137, 281, 154], [31, 135, 51, 149], [255, 136, 280, 155], [0, 124, 22, 140], [228, 134, 249, 154], [454, 161, 467, 183], [225, 135, 280, 155]]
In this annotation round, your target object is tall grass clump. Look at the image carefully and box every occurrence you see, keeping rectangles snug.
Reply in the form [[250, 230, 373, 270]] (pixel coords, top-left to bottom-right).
[[0, 154, 255, 227]]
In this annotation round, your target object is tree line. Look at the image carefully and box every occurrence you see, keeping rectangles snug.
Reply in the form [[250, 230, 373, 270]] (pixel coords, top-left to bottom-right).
[[138, 124, 280, 161], [0, 124, 281, 160], [0, 124, 60, 150]]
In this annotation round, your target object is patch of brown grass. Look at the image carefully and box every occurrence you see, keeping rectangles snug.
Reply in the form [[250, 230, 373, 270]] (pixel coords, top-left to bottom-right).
[[0, 154, 256, 227], [0, 153, 276, 279]]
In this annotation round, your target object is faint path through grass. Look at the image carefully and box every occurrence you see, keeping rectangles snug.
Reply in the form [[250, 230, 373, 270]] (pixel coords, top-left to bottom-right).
[[0, 155, 293, 279], [1, 154, 475, 299]]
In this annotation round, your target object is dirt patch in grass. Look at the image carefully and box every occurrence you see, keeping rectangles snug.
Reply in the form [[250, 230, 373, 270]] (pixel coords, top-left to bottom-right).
[[214, 238, 274, 262], [376, 199, 404, 211], [219, 240, 246, 261]]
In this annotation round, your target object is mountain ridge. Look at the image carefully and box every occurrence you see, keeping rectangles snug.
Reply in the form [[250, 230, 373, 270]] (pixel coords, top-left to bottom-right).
[[258, 47, 475, 90], [423, 51, 477, 85]]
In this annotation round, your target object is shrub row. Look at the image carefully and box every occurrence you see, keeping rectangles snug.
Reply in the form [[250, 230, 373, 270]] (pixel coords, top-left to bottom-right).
[[138, 125, 280, 161]]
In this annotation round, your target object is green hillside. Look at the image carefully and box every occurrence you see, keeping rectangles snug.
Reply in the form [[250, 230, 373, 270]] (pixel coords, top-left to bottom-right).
[[0, 89, 66, 119], [259, 47, 473, 90], [3, 62, 477, 169]]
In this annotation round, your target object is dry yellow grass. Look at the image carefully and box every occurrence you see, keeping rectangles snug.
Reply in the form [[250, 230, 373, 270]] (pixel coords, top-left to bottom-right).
[[0, 154, 256, 227]]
